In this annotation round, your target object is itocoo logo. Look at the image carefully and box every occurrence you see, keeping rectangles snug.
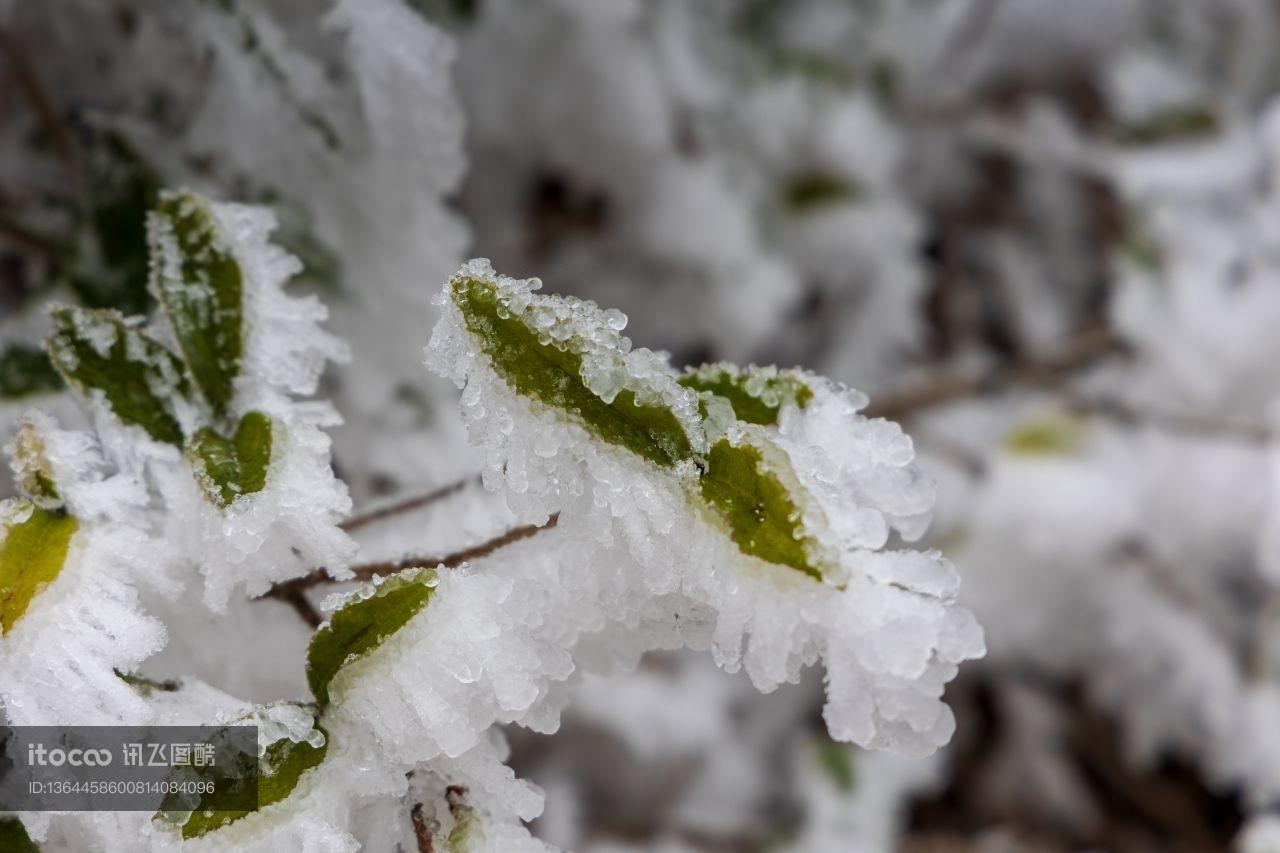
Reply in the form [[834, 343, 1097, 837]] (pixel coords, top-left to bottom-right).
[[27, 743, 113, 767]]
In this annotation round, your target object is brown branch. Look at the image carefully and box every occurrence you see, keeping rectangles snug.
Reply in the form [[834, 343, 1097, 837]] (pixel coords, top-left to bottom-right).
[[272, 583, 322, 628], [263, 513, 560, 607], [864, 326, 1124, 421], [1063, 394, 1273, 444], [0, 210, 69, 259], [0, 30, 82, 179], [934, 0, 1003, 80], [345, 514, 559, 583], [340, 476, 473, 534], [864, 323, 1275, 446]]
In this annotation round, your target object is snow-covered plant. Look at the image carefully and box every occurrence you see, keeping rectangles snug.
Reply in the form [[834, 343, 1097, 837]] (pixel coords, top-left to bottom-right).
[[0, 188, 979, 851], [18, 0, 1280, 848]]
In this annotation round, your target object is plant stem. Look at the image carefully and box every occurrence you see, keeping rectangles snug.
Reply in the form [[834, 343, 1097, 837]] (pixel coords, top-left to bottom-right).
[[262, 514, 560, 618], [340, 476, 473, 534]]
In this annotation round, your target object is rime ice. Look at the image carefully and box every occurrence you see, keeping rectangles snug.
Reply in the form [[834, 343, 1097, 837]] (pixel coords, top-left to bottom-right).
[[425, 259, 985, 757]]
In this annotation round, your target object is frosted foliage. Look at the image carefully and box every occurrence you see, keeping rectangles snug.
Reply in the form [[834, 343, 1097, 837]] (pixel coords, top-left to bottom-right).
[[25, 0, 1280, 847], [322, 0, 473, 494], [0, 520, 166, 726], [0, 413, 168, 727], [1091, 571, 1280, 806], [401, 731, 555, 853], [425, 260, 984, 756], [153, 201, 355, 609]]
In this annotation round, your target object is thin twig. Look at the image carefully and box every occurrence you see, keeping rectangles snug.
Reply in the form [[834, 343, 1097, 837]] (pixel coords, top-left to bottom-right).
[[272, 583, 323, 628], [264, 513, 560, 604], [0, 30, 82, 178], [345, 514, 559, 583], [340, 476, 474, 534], [0, 210, 68, 258], [864, 326, 1124, 421], [1063, 393, 1273, 444], [934, 0, 1003, 81]]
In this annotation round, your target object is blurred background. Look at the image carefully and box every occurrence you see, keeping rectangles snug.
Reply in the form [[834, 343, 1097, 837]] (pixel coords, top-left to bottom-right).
[[4, 0, 1280, 850]]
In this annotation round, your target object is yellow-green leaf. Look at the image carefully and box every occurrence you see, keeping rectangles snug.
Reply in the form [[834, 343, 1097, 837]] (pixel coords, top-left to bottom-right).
[[0, 501, 78, 635], [679, 364, 813, 426], [166, 725, 328, 839], [1116, 104, 1219, 146], [45, 306, 190, 445], [780, 170, 860, 212], [185, 411, 274, 507], [1003, 413, 1086, 457], [698, 438, 822, 581], [452, 275, 695, 468], [149, 191, 243, 419], [307, 569, 437, 708]]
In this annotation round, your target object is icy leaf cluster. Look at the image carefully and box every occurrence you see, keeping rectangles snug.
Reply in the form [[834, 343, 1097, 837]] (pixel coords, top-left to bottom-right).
[[0, 190, 361, 850], [0, 192, 981, 851], [424, 259, 984, 755]]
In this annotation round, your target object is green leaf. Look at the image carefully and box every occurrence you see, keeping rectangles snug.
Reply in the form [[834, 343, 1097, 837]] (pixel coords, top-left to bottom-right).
[[167, 725, 328, 839], [149, 191, 244, 419], [679, 364, 813, 426], [9, 417, 61, 507], [1117, 104, 1219, 146], [0, 501, 79, 635], [185, 411, 274, 507], [698, 438, 823, 581], [45, 306, 189, 445], [780, 171, 859, 212], [0, 817, 39, 853], [0, 344, 64, 399], [813, 737, 857, 793], [452, 275, 695, 467], [307, 569, 438, 708]]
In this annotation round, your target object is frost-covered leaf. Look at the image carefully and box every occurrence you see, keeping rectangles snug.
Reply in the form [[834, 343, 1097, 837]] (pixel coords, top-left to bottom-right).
[[7, 417, 61, 507], [0, 500, 79, 635], [699, 436, 825, 581], [307, 569, 438, 708], [0, 817, 38, 853], [185, 411, 274, 507], [166, 726, 328, 839], [451, 273, 696, 467], [45, 306, 190, 445], [148, 190, 244, 418], [680, 363, 813, 425], [0, 344, 64, 400]]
